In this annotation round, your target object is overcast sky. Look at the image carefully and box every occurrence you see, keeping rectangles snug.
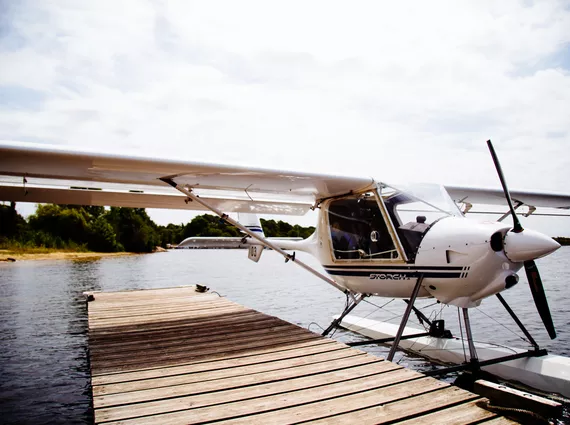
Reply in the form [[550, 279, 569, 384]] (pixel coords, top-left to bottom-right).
[[1, 1, 569, 234]]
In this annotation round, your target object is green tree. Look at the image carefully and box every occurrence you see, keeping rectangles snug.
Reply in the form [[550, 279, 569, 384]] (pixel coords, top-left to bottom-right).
[[0, 202, 29, 240], [2, 202, 317, 252], [88, 216, 124, 252], [61, 205, 105, 219], [156, 223, 185, 247], [106, 207, 160, 252], [277, 220, 293, 235], [183, 215, 209, 238], [28, 204, 92, 245], [260, 219, 278, 236], [260, 218, 314, 238], [183, 214, 240, 238]]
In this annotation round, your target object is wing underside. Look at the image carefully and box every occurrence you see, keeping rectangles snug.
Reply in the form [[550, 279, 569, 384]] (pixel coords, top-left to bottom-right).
[[1, 141, 570, 215], [0, 177, 312, 215], [0, 141, 375, 214]]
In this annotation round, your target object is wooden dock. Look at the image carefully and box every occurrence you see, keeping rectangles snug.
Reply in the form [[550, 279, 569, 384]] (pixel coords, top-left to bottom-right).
[[85, 286, 517, 424]]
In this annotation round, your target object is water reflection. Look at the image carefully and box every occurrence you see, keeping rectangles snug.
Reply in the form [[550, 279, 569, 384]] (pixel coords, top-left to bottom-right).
[[0, 260, 102, 424]]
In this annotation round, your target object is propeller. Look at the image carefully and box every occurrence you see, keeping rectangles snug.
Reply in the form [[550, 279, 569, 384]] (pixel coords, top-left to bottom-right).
[[487, 140, 523, 233], [486, 140, 556, 339], [524, 260, 556, 339]]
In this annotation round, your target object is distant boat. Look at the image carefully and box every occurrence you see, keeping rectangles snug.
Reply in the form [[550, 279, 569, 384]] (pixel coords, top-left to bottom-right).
[[177, 236, 302, 249]]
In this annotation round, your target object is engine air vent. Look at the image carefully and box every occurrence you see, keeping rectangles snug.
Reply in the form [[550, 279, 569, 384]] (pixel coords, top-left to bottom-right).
[[490, 231, 504, 252]]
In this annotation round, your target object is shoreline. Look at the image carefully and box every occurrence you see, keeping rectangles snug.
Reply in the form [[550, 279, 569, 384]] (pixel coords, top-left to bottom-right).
[[0, 250, 142, 262]]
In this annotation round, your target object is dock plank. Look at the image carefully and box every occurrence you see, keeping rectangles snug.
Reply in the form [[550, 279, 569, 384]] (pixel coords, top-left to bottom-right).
[[88, 316, 285, 352], [96, 362, 406, 423], [86, 286, 518, 424], [393, 399, 500, 424], [92, 339, 340, 385], [94, 354, 381, 408], [92, 326, 316, 364], [88, 305, 250, 328], [91, 331, 324, 375], [102, 368, 423, 425], [87, 298, 241, 317], [88, 310, 265, 337], [90, 323, 306, 360], [93, 347, 364, 396], [301, 386, 480, 424], [480, 418, 520, 424], [86, 299, 239, 319], [204, 378, 454, 425]]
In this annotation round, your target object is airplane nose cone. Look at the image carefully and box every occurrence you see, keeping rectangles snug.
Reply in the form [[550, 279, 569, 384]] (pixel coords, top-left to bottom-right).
[[503, 229, 561, 262]]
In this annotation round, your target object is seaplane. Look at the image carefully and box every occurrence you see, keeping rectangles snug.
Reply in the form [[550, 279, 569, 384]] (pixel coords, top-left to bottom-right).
[[1, 139, 569, 394]]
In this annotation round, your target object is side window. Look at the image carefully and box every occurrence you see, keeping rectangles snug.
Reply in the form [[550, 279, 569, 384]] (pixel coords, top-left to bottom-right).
[[328, 194, 398, 260]]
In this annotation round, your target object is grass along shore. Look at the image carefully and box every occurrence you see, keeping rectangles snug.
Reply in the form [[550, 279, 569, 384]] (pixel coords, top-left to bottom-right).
[[0, 247, 141, 262]]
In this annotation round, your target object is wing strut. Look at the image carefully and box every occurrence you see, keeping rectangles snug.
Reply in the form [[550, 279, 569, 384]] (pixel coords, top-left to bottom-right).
[[161, 178, 349, 294], [497, 201, 523, 223]]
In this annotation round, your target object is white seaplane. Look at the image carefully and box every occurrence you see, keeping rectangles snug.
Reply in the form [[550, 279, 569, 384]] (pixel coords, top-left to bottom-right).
[[1, 140, 569, 387]]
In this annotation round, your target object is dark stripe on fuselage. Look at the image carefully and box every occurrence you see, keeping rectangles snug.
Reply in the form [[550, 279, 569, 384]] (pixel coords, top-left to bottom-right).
[[325, 270, 462, 278], [324, 264, 464, 270]]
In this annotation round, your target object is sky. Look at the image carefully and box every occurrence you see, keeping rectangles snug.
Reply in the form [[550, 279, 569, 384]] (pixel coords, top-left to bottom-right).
[[1, 0, 569, 235]]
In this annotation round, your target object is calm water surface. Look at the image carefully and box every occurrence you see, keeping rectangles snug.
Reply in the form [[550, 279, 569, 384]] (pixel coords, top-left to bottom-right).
[[1, 247, 569, 424]]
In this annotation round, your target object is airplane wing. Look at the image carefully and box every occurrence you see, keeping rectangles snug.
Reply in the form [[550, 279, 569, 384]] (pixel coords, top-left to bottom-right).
[[0, 141, 375, 215], [445, 186, 570, 210], [1, 141, 569, 215]]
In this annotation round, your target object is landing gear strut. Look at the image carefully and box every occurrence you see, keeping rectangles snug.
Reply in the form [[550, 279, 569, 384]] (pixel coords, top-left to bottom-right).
[[322, 293, 367, 336], [425, 293, 548, 377], [462, 307, 479, 365], [387, 274, 424, 361]]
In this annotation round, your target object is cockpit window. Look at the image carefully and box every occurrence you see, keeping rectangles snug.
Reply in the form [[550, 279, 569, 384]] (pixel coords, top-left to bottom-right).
[[379, 182, 463, 260], [381, 183, 463, 221], [328, 192, 398, 260]]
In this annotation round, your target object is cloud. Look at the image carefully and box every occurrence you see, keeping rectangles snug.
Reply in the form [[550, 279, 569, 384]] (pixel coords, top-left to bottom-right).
[[1, 0, 569, 233]]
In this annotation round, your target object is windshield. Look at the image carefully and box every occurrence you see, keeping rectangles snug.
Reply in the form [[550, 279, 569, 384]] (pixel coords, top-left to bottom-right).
[[378, 183, 463, 260], [380, 182, 462, 223]]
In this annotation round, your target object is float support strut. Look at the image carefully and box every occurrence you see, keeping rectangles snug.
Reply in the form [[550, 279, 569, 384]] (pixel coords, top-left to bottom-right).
[[496, 293, 540, 351], [404, 299, 433, 327], [387, 274, 424, 362], [462, 307, 479, 365], [322, 293, 366, 337]]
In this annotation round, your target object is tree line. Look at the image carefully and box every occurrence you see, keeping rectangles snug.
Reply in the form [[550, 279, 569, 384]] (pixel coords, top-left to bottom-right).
[[0, 203, 315, 253]]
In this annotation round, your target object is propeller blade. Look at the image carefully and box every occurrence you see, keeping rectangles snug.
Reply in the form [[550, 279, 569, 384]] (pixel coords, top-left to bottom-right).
[[486, 140, 524, 233], [487, 140, 555, 339], [524, 260, 556, 339]]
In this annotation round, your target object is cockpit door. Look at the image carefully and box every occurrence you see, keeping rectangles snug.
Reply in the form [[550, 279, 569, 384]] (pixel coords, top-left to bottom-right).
[[326, 189, 408, 262]]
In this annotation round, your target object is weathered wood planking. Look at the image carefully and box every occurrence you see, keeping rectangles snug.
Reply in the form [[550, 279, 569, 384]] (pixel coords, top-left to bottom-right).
[[85, 286, 518, 424]]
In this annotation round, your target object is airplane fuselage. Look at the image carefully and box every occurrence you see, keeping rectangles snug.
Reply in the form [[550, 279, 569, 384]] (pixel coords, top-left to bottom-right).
[[277, 186, 559, 309]]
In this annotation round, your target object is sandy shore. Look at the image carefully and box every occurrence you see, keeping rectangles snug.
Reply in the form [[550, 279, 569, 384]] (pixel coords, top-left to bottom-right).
[[0, 250, 141, 262]]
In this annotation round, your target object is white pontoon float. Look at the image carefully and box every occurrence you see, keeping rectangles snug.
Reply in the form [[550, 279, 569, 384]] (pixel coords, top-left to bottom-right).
[[341, 314, 570, 398]]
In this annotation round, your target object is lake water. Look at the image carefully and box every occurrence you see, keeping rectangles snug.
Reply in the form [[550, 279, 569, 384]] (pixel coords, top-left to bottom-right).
[[1, 247, 569, 424]]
